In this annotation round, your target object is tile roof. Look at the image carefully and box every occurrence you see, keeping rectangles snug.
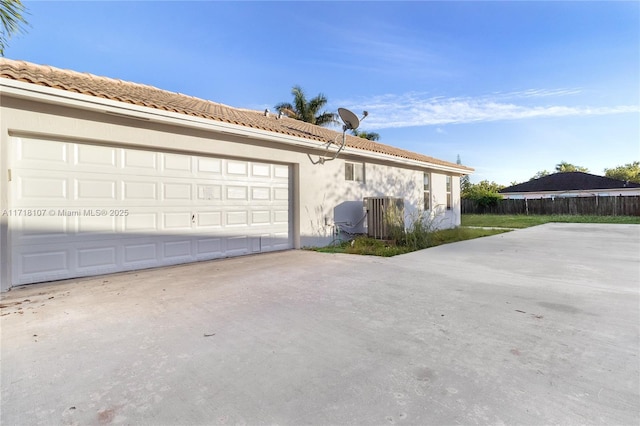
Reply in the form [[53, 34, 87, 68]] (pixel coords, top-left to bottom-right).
[[0, 58, 472, 172], [499, 172, 640, 193]]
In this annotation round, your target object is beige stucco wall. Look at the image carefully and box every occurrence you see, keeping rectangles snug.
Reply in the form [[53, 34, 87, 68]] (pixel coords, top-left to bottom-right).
[[0, 90, 464, 290]]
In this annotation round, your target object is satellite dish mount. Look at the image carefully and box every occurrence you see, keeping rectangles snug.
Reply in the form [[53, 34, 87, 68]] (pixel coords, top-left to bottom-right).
[[308, 108, 369, 165]]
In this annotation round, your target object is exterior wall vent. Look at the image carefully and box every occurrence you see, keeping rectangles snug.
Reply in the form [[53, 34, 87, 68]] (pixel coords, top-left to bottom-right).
[[364, 197, 404, 240]]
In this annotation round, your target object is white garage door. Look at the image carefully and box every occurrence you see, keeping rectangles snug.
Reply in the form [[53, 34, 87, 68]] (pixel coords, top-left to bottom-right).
[[8, 137, 292, 285]]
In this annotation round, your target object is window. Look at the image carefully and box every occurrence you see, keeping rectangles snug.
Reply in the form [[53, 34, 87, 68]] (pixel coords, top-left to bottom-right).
[[345, 161, 364, 182], [446, 176, 452, 210], [423, 173, 430, 210]]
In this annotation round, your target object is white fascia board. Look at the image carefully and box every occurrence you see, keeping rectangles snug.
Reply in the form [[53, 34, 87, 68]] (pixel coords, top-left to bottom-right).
[[340, 146, 472, 174], [0, 78, 471, 174]]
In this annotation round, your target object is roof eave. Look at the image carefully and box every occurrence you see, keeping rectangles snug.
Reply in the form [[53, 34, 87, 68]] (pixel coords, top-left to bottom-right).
[[0, 78, 472, 174], [502, 188, 640, 195]]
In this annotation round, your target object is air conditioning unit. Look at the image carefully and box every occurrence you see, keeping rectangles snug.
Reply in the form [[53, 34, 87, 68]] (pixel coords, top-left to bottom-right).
[[364, 197, 404, 239]]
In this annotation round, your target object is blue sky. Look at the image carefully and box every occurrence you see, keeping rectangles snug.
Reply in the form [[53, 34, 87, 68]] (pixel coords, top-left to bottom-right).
[[6, 1, 639, 185]]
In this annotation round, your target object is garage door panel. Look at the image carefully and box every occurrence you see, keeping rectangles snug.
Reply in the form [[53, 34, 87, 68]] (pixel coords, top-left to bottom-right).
[[14, 245, 71, 284], [226, 211, 248, 226], [78, 215, 117, 234], [77, 247, 117, 270], [226, 186, 248, 201], [22, 249, 69, 274], [163, 212, 193, 230], [163, 183, 192, 200], [123, 180, 158, 201], [18, 175, 68, 201], [162, 240, 193, 260], [274, 165, 289, 179], [251, 163, 271, 177], [162, 153, 193, 173], [14, 137, 69, 165], [124, 213, 158, 232], [273, 187, 288, 201], [196, 211, 222, 227], [123, 242, 158, 265], [226, 161, 248, 176], [196, 157, 222, 175], [271, 233, 292, 251], [259, 234, 280, 252], [197, 184, 222, 201], [196, 238, 223, 258], [274, 210, 289, 224], [75, 144, 118, 168], [122, 149, 158, 171], [250, 233, 291, 252], [251, 210, 271, 224], [76, 179, 117, 200], [251, 187, 271, 201], [226, 236, 250, 255], [9, 138, 292, 286], [13, 214, 70, 243]]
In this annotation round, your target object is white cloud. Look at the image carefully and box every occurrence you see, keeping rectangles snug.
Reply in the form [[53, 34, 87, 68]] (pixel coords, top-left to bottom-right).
[[338, 90, 639, 129], [497, 88, 583, 99]]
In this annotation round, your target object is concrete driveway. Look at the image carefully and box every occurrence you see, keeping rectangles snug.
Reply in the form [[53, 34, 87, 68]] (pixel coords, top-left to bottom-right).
[[1, 223, 639, 425]]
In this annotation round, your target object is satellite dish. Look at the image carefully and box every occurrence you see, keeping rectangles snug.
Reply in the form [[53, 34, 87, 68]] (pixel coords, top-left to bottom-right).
[[307, 108, 369, 165], [338, 108, 360, 131]]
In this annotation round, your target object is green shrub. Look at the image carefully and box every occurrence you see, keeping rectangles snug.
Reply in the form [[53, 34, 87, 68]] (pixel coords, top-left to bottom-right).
[[469, 189, 502, 208], [399, 210, 434, 250], [379, 208, 441, 251], [384, 201, 406, 244]]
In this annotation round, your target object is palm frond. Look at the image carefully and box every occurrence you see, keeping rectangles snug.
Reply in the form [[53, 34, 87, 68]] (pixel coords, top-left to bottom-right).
[[0, 0, 28, 56], [276, 85, 337, 127], [307, 93, 328, 115], [315, 112, 338, 127]]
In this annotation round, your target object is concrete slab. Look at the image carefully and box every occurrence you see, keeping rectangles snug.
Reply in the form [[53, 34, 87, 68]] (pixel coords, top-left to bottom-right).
[[1, 223, 639, 425]]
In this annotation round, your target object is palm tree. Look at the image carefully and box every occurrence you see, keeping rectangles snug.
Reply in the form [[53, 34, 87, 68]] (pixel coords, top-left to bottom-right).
[[351, 129, 380, 141], [1, 0, 28, 56], [275, 85, 337, 126]]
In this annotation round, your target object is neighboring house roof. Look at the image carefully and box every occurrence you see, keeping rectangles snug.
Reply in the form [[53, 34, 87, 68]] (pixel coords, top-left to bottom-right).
[[499, 172, 640, 193], [0, 58, 473, 173]]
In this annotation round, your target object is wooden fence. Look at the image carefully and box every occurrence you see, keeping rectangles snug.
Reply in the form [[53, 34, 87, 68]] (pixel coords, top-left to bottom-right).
[[462, 195, 640, 216]]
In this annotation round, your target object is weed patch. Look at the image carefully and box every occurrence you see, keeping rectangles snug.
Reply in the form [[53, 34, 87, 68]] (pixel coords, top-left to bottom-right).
[[312, 227, 509, 256]]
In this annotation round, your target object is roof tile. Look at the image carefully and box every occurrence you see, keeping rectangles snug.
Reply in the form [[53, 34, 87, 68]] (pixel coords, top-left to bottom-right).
[[500, 172, 640, 193], [0, 58, 473, 172]]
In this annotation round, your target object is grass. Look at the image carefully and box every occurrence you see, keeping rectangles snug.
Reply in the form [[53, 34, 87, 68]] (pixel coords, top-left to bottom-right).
[[313, 227, 510, 257], [311, 213, 639, 257], [461, 214, 640, 228]]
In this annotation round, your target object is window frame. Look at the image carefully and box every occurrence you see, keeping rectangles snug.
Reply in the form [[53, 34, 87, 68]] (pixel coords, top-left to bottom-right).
[[423, 172, 431, 211], [446, 175, 452, 210], [345, 161, 365, 183]]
